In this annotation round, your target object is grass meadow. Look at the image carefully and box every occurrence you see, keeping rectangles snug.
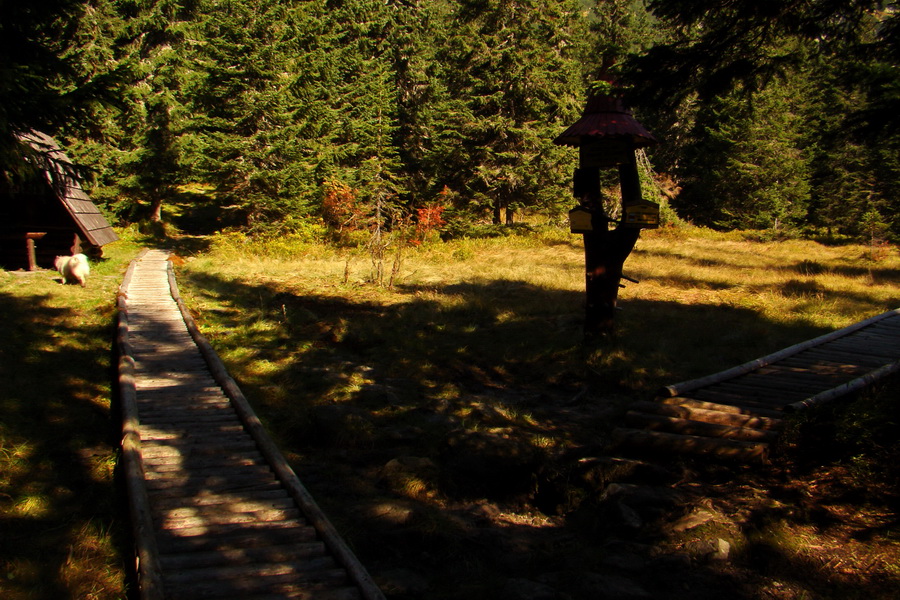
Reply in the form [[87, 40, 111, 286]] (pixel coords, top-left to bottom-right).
[[171, 226, 899, 598], [1, 223, 898, 599], [175, 226, 900, 406]]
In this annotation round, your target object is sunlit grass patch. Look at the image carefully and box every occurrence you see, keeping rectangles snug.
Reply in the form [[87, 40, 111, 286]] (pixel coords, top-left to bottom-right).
[[13, 495, 52, 518], [0, 439, 32, 477]]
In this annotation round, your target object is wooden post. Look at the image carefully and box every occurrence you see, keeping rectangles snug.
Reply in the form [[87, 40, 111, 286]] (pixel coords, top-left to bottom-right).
[[579, 154, 643, 339], [25, 232, 46, 271], [583, 226, 639, 338]]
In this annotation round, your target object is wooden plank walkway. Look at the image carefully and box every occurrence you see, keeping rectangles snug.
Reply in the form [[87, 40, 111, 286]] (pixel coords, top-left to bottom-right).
[[117, 249, 385, 600], [612, 309, 900, 463]]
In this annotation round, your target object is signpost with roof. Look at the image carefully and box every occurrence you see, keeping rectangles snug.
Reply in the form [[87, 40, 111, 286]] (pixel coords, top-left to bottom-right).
[[554, 95, 659, 338]]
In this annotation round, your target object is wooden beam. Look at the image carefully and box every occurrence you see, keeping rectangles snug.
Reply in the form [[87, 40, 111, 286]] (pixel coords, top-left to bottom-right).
[[624, 411, 780, 443], [785, 360, 900, 412], [657, 396, 783, 419], [611, 427, 770, 463], [632, 400, 783, 430]]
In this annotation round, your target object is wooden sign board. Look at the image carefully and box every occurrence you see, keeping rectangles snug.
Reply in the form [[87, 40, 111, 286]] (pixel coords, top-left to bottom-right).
[[623, 201, 660, 229], [569, 206, 595, 234]]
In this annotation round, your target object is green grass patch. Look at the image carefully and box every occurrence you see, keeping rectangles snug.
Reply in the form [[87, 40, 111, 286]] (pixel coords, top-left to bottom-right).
[[174, 227, 900, 550], [0, 234, 142, 600]]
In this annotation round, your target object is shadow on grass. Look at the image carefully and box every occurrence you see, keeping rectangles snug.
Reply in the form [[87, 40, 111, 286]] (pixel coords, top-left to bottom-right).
[[0, 291, 127, 600], [168, 263, 898, 600]]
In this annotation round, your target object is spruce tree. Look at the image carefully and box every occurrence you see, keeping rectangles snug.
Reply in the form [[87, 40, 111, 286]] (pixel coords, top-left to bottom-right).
[[311, 0, 403, 218], [672, 69, 812, 231], [627, 0, 899, 238], [389, 0, 460, 209], [1, 0, 122, 181], [185, 0, 314, 230], [436, 0, 586, 225]]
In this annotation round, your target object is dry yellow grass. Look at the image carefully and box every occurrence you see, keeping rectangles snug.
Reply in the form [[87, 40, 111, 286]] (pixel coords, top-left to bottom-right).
[[178, 225, 899, 401]]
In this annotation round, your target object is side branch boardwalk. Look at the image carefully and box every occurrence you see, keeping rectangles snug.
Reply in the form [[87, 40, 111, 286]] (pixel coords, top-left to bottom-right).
[[612, 309, 900, 463], [117, 249, 384, 600]]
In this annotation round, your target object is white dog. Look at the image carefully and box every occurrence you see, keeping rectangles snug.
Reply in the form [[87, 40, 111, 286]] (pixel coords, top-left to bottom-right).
[[55, 253, 90, 287]]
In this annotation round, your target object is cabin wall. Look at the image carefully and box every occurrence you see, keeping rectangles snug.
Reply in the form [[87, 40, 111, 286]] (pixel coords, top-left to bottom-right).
[[0, 187, 94, 270]]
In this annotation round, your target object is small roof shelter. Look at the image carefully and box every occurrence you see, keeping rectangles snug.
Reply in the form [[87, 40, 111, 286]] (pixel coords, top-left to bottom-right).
[[0, 131, 118, 270], [553, 95, 657, 149]]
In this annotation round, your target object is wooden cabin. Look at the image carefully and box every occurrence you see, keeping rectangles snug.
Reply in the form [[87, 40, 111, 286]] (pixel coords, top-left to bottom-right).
[[0, 131, 118, 270]]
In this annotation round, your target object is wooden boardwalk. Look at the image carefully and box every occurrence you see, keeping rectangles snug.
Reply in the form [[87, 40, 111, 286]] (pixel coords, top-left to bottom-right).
[[612, 309, 900, 463], [117, 249, 384, 600]]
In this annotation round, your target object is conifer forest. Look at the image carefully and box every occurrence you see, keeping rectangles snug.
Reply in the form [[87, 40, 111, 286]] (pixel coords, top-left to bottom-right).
[[2, 0, 899, 240]]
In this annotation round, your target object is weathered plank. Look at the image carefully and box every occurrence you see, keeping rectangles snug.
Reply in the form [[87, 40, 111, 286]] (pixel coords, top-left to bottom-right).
[[150, 489, 292, 511], [158, 542, 329, 570]]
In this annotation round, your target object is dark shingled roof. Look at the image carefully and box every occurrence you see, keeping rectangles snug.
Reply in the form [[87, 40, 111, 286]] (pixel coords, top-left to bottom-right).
[[554, 95, 657, 148], [17, 131, 119, 247]]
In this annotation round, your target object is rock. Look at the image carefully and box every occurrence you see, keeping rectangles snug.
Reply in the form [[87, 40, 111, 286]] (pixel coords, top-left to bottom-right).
[[601, 483, 686, 506], [577, 573, 653, 600], [441, 428, 545, 499], [668, 508, 716, 533], [600, 483, 690, 523], [598, 550, 648, 573], [565, 495, 643, 536], [683, 537, 732, 563], [538, 572, 651, 600], [610, 499, 644, 531], [576, 457, 681, 491], [649, 552, 692, 572], [709, 538, 731, 561], [464, 501, 502, 523], [368, 501, 415, 525]]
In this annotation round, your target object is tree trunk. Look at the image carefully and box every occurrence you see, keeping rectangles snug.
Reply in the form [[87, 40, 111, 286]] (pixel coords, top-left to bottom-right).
[[149, 196, 164, 223]]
